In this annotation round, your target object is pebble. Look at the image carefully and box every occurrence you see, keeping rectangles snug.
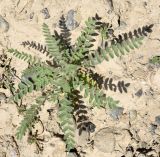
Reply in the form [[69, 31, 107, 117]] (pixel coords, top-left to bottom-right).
[[125, 150, 133, 157], [66, 10, 80, 30], [109, 107, 124, 120], [119, 21, 127, 27], [10, 149, 18, 157], [155, 115, 160, 125], [41, 8, 50, 19], [29, 12, 34, 19], [76, 129, 88, 146], [147, 150, 158, 156], [0, 92, 7, 103], [0, 15, 9, 33], [137, 153, 146, 157], [106, 0, 114, 10], [115, 20, 127, 30], [135, 89, 143, 97], [66, 152, 77, 157], [143, 2, 147, 7], [140, 141, 148, 148], [148, 123, 157, 134], [85, 122, 96, 133], [129, 110, 137, 121], [94, 127, 115, 153]]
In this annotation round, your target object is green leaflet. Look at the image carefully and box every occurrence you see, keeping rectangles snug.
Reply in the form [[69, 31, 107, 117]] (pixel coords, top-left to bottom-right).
[[13, 64, 55, 103], [149, 55, 160, 65], [8, 49, 41, 64], [42, 23, 61, 59], [16, 94, 46, 139], [85, 35, 146, 67], [105, 96, 119, 109], [16, 104, 41, 140], [58, 96, 75, 151], [76, 68, 119, 108], [70, 17, 97, 64], [84, 84, 89, 97]]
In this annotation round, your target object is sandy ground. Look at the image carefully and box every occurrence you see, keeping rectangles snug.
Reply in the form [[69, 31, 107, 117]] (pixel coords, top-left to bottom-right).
[[0, 0, 160, 157]]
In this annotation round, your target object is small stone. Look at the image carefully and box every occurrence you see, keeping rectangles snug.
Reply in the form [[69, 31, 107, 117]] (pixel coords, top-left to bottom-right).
[[110, 107, 124, 120], [155, 115, 160, 125], [143, 2, 147, 6], [137, 153, 146, 157], [41, 8, 50, 19], [10, 149, 18, 157], [94, 127, 115, 153], [120, 21, 127, 27], [147, 150, 158, 156], [29, 12, 34, 19], [135, 89, 143, 97], [106, 0, 114, 11], [66, 10, 80, 30], [140, 141, 148, 148], [129, 110, 137, 121], [116, 20, 127, 30], [0, 15, 9, 33], [85, 122, 96, 133], [76, 129, 88, 146], [125, 150, 133, 157], [47, 108, 54, 113], [67, 152, 77, 157], [107, 10, 112, 14], [148, 123, 157, 134], [0, 92, 7, 104]]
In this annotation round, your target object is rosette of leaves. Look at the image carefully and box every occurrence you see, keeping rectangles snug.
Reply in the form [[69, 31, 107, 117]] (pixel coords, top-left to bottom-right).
[[7, 14, 153, 151]]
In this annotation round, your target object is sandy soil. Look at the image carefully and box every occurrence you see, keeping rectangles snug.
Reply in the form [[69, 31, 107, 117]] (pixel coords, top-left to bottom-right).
[[0, 0, 160, 157]]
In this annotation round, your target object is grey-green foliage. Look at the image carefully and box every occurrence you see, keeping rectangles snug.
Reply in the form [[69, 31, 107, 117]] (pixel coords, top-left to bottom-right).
[[86, 36, 144, 66], [16, 103, 41, 140], [42, 23, 61, 59], [149, 56, 160, 65], [69, 17, 98, 64], [7, 14, 153, 151], [58, 95, 75, 151], [13, 63, 55, 103], [8, 48, 41, 65], [16, 96, 46, 140]]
